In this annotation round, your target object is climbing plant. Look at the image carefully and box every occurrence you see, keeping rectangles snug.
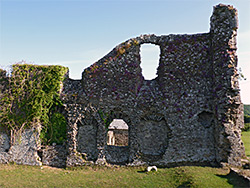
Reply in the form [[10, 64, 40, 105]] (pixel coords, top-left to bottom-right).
[[0, 63, 68, 145], [97, 110, 114, 130], [40, 112, 67, 145]]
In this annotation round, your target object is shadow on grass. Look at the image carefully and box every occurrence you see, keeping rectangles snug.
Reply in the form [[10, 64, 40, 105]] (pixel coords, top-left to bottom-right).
[[137, 170, 147, 173], [217, 170, 249, 188], [137, 170, 158, 173], [177, 181, 192, 188]]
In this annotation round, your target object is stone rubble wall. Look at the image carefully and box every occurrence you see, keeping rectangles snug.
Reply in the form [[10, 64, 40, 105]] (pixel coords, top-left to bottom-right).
[[210, 4, 245, 166], [0, 4, 245, 168], [105, 145, 129, 164], [0, 128, 41, 166], [41, 145, 67, 168]]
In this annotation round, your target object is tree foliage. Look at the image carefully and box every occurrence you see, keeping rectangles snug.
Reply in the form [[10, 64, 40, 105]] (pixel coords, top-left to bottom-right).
[[243, 105, 250, 132], [242, 123, 250, 132], [244, 105, 250, 116]]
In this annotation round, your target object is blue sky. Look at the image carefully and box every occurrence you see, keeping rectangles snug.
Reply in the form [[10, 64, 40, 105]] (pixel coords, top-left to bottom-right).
[[0, 0, 250, 103]]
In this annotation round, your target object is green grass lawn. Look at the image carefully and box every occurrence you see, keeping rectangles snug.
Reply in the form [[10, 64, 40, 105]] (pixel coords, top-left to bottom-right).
[[0, 164, 248, 188], [242, 131, 250, 158], [0, 131, 249, 188]]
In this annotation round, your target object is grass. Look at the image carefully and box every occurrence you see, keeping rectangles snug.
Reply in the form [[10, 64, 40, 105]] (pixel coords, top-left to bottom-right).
[[0, 164, 248, 188], [0, 130, 249, 187], [242, 131, 250, 158]]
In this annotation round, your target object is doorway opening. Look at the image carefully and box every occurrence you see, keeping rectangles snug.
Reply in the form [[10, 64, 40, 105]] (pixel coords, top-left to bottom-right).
[[107, 119, 128, 146]]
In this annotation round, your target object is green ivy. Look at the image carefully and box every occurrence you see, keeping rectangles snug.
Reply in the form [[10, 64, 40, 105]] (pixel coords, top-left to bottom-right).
[[97, 110, 113, 130], [0, 63, 68, 145], [40, 112, 67, 145]]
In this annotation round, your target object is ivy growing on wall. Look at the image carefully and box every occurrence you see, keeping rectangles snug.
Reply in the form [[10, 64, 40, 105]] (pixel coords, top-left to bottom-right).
[[40, 112, 67, 145], [97, 110, 114, 130], [0, 64, 68, 145]]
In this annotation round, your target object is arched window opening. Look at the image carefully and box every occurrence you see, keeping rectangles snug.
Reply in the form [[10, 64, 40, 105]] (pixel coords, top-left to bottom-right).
[[140, 44, 160, 80], [107, 119, 128, 146]]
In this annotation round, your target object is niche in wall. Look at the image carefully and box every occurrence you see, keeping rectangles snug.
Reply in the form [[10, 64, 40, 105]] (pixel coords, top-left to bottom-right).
[[76, 117, 98, 161]]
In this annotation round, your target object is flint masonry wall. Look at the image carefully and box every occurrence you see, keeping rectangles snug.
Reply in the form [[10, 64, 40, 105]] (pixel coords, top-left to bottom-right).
[[63, 4, 244, 167], [0, 4, 246, 167]]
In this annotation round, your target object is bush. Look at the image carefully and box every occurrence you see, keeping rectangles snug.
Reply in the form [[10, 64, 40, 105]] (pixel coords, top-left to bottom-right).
[[244, 115, 250, 123], [242, 123, 250, 132]]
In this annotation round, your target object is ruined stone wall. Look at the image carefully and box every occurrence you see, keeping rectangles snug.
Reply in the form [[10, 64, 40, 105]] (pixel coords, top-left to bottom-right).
[[62, 4, 244, 167], [63, 33, 216, 166], [210, 5, 245, 166], [0, 4, 245, 168], [0, 127, 41, 166]]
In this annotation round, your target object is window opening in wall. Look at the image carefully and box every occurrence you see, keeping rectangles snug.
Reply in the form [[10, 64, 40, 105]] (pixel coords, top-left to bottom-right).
[[107, 119, 128, 146], [140, 44, 160, 80]]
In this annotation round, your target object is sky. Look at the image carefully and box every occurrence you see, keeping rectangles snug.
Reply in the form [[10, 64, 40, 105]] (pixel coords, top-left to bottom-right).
[[0, 0, 250, 103]]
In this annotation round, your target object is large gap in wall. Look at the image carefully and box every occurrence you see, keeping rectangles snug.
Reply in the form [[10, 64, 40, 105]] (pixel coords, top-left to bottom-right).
[[140, 44, 160, 80], [107, 119, 128, 146]]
